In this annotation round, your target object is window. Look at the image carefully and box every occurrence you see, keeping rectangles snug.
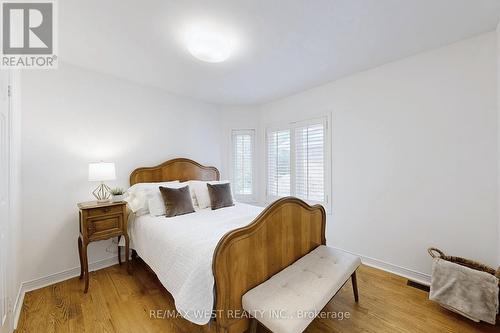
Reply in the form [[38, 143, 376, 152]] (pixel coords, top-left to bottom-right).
[[295, 123, 324, 202], [267, 129, 290, 197], [266, 117, 330, 206], [231, 130, 255, 200]]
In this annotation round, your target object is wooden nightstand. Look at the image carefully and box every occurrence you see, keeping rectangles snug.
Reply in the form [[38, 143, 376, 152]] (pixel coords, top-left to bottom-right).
[[77, 200, 130, 293]]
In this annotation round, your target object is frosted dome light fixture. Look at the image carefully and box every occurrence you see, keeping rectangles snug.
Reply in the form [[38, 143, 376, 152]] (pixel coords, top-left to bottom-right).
[[184, 23, 237, 63]]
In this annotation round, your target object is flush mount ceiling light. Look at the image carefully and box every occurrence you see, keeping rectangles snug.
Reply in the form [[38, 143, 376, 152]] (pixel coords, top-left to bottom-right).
[[183, 23, 237, 63]]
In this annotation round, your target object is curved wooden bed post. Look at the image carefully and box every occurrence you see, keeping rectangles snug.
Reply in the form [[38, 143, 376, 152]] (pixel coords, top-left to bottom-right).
[[128, 159, 326, 333], [213, 197, 326, 333]]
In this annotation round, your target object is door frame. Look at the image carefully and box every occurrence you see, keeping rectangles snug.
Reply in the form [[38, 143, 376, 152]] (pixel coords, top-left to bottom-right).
[[0, 70, 14, 333]]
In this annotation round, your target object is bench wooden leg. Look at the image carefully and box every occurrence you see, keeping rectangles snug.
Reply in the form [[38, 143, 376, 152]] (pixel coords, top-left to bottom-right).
[[351, 271, 359, 302], [249, 317, 258, 333]]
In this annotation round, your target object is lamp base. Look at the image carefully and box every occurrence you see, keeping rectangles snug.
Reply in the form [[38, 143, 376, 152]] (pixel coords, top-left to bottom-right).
[[92, 183, 112, 201]]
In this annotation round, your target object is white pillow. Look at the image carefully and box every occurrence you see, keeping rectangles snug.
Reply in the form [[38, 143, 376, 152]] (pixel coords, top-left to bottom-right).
[[125, 181, 180, 215], [147, 192, 166, 216], [192, 180, 232, 209], [125, 192, 149, 216], [127, 181, 180, 195], [180, 181, 199, 207]]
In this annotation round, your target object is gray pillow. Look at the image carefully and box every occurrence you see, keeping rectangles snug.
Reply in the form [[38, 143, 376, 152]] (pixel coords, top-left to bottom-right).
[[159, 185, 195, 217], [207, 183, 234, 210]]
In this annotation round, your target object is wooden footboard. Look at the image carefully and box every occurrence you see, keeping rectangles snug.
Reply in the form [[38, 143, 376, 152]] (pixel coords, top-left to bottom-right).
[[212, 197, 326, 333]]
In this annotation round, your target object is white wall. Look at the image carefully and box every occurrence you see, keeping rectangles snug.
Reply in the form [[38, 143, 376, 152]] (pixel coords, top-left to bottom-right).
[[250, 32, 497, 278], [20, 63, 224, 283]]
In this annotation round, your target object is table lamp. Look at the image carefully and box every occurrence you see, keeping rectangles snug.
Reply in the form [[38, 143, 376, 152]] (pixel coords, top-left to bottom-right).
[[88, 162, 116, 202]]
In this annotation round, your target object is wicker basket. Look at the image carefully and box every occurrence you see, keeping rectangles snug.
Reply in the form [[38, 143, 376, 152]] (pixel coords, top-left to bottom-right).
[[428, 247, 500, 287]]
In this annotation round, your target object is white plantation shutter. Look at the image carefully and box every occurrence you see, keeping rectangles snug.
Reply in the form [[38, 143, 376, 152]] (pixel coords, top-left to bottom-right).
[[231, 130, 254, 198], [266, 117, 329, 207], [295, 122, 325, 202], [267, 129, 291, 197]]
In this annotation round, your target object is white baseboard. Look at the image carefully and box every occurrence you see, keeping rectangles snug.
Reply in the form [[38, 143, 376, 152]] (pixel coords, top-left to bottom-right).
[[13, 255, 119, 329], [331, 247, 431, 286], [12, 284, 24, 331]]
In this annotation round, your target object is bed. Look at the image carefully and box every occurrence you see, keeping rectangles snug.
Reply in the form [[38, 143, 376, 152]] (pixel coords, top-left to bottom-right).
[[128, 158, 326, 333]]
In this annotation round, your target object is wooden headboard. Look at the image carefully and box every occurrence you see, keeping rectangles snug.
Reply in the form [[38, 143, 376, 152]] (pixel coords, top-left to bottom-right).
[[129, 158, 220, 185]]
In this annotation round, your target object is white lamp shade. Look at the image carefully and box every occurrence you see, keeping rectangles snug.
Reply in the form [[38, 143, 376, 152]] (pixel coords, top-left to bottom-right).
[[88, 162, 116, 182]]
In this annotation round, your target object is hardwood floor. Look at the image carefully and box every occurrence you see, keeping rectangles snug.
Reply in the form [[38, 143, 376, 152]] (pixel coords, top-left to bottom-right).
[[16, 261, 499, 333]]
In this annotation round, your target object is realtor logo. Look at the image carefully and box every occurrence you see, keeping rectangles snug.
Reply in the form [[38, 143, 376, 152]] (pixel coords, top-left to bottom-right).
[[1, 0, 57, 68]]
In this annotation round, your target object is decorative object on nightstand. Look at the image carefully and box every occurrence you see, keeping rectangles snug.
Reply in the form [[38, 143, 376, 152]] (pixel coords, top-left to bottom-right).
[[77, 200, 130, 293], [88, 162, 116, 202], [110, 188, 125, 202]]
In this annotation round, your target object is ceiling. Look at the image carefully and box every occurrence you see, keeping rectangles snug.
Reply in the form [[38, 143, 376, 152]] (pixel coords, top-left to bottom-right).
[[60, 0, 500, 105]]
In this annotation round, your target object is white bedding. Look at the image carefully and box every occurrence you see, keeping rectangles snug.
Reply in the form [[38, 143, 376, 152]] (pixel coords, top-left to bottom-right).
[[129, 203, 264, 325]]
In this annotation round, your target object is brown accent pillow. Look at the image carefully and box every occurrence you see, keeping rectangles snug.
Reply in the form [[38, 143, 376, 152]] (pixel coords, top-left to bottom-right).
[[159, 185, 195, 217], [207, 183, 234, 210]]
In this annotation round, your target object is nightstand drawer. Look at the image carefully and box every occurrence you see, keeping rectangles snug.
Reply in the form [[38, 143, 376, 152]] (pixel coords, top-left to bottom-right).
[[87, 205, 123, 217], [87, 214, 123, 239]]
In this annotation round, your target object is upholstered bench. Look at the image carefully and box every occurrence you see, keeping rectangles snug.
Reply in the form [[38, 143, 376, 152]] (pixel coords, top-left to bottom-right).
[[242, 246, 361, 333]]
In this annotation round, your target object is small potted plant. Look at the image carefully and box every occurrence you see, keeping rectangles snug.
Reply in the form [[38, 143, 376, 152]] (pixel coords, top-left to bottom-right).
[[110, 188, 125, 202]]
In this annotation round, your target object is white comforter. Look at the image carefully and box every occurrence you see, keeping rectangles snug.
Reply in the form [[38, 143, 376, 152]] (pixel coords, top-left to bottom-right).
[[129, 203, 264, 325]]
